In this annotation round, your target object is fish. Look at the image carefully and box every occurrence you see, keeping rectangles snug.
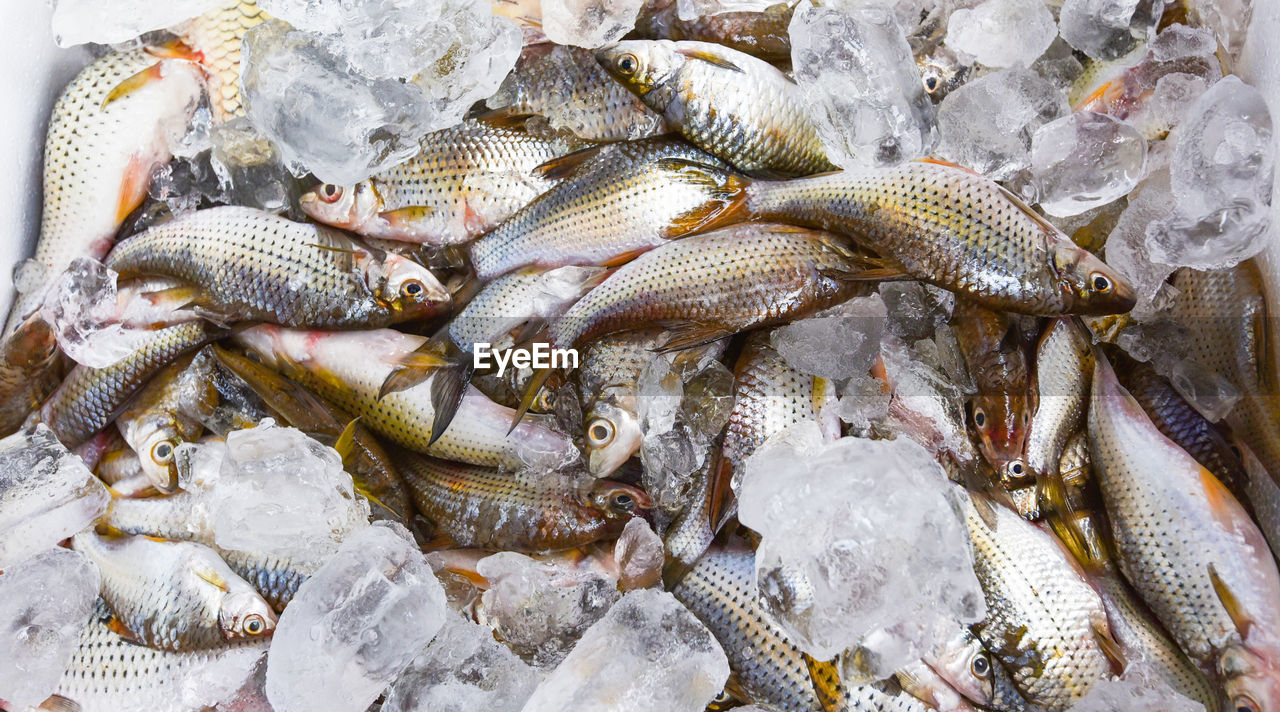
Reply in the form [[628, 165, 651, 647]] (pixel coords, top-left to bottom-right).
[[234, 325, 577, 469], [104, 206, 450, 329], [1237, 441, 1280, 562], [178, 0, 269, 123], [468, 138, 746, 280], [448, 265, 609, 356], [740, 161, 1137, 315], [39, 322, 223, 448], [672, 545, 930, 711], [44, 604, 268, 712], [299, 118, 581, 245], [72, 530, 277, 652], [596, 40, 835, 178], [1090, 350, 1280, 712], [484, 44, 670, 142], [953, 300, 1033, 474], [632, 0, 794, 62], [208, 345, 414, 522], [921, 628, 1033, 712], [394, 449, 651, 552], [962, 493, 1115, 711], [0, 315, 61, 437], [115, 355, 209, 493], [1018, 318, 1094, 513], [917, 45, 971, 101], [4, 47, 203, 333]]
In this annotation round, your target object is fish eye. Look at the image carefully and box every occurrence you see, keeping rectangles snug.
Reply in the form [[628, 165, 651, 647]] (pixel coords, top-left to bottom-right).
[[319, 184, 342, 203], [400, 279, 425, 299], [1090, 272, 1113, 293], [616, 53, 639, 75], [536, 389, 556, 411], [611, 492, 635, 511], [150, 440, 175, 465], [1008, 460, 1024, 476], [973, 408, 986, 429], [587, 418, 614, 446], [924, 74, 940, 92], [244, 614, 266, 635], [1233, 696, 1260, 712], [970, 653, 992, 679]]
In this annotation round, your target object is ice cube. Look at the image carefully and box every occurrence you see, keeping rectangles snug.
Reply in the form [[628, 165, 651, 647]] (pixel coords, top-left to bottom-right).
[[39, 258, 156, 369], [265, 521, 447, 712], [520, 588, 730, 712], [382, 613, 541, 712], [1058, 0, 1162, 61], [769, 294, 887, 379], [1067, 673, 1205, 712], [945, 0, 1057, 68], [541, 0, 647, 48], [1031, 112, 1147, 217], [0, 548, 99, 709], [210, 118, 295, 214], [209, 421, 371, 567], [614, 518, 664, 591], [1145, 76, 1274, 270], [241, 16, 519, 185], [1183, 0, 1251, 59], [737, 423, 985, 674], [879, 282, 954, 342], [476, 552, 620, 668], [1102, 168, 1178, 316], [51, 0, 224, 46], [832, 373, 892, 433], [938, 66, 1069, 181], [789, 2, 937, 168], [0, 425, 109, 570]]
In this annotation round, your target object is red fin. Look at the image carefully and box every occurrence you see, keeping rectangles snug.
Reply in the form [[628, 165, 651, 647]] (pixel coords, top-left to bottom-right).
[[917, 156, 982, 176]]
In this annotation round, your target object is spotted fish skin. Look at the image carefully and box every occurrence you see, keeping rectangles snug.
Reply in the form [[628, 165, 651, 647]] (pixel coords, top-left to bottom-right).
[[6, 50, 203, 334], [116, 355, 207, 493], [742, 162, 1137, 315], [395, 450, 649, 553], [449, 266, 606, 355], [673, 547, 929, 712], [1017, 318, 1094, 513], [953, 300, 1032, 474], [469, 138, 745, 280], [633, 0, 793, 61], [105, 206, 449, 329], [546, 224, 865, 354], [0, 316, 61, 436], [40, 322, 222, 447], [179, 0, 267, 123], [300, 119, 581, 245], [596, 40, 834, 178]]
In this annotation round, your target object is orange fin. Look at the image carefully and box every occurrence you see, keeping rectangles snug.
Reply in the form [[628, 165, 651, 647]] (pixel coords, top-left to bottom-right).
[[1074, 80, 1121, 111], [144, 38, 203, 63], [652, 321, 733, 353], [115, 153, 154, 225], [917, 156, 983, 176], [803, 653, 844, 712], [37, 694, 82, 712], [105, 616, 141, 643], [380, 205, 436, 228], [532, 144, 608, 180], [601, 248, 648, 268], [675, 47, 743, 72], [1209, 564, 1255, 640]]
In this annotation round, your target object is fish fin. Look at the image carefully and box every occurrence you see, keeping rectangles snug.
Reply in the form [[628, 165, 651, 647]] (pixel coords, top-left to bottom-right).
[[994, 182, 1060, 235], [115, 153, 154, 224], [105, 615, 142, 643], [1208, 564, 1255, 640], [1073, 80, 1122, 111], [144, 38, 203, 63], [471, 108, 537, 130], [1092, 620, 1127, 676], [309, 243, 363, 257], [917, 156, 983, 176], [532, 144, 609, 180], [380, 206, 437, 229], [803, 653, 845, 712], [652, 321, 734, 353], [194, 564, 230, 592], [377, 341, 453, 399], [601, 249, 648, 267], [1038, 471, 1096, 568], [36, 694, 82, 712], [661, 558, 696, 590], [708, 450, 737, 535], [422, 529, 458, 551], [190, 305, 239, 329], [968, 489, 1001, 530], [139, 284, 205, 313], [510, 366, 554, 434], [333, 418, 360, 464], [819, 265, 912, 283], [427, 362, 472, 447], [658, 164, 750, 236], [101, 63, 167, 110], [675, 46, 743, 72]]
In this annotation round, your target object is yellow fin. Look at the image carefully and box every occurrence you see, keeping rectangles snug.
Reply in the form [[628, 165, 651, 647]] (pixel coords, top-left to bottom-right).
[[510, 366, 553, 434], [380, 206, 436, 228], [803, 653, 844, 712], [1208, 564, 1255, 640], [195, 564, 230, 592], [333, 418, 360, 464], [471, 108, 537, 130], [102, 63, 168, 109], [675, 46, 743, 72], [532, 144, 608, 180]]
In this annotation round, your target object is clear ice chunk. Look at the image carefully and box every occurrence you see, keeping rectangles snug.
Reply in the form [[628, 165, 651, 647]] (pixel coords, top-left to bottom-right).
[[1146, 76, 1275, 270], [541, 0, 647, 48], [476, 551, 620, 668], [382, 613, 541, 712], [209, 421, 371, 568], [51, 0, 223, 46], [944, 0, 1058, 68], [1102, 168, 1178, 316], [40, 258, 154, 369], [614, 518, 664, 592], [1058, 0, 1162, 61], [0, 547, 100, 709], [769, 294, 887, 380], [265, 521, 447, 712], [938, 66, 1069, 181], [737, 423, 985, 674], [1067, 673, 1205, 712], [520, 588, 730, 712], [0, 425, 109, 570], [1031, 112, 1147, 217], [790, 2, 937, 168]]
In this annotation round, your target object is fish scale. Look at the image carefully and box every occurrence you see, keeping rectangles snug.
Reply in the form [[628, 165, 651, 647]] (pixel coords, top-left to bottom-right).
[[40, 321, 222, 447], [1023, 318, 1094, 486], [395, 450, 645, 553], [5, 49, 203, 333], [179, 0, 267, 123], [744, 162, 1136, 315]]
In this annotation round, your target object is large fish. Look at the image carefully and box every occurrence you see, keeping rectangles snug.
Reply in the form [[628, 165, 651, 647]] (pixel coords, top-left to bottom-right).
[[178, 0, 268, 123], [596, 40, 834, 177], [739, 162, 1136, 315], [105, 206, 449, 329], [5, 48, 203, 333], [300, 118, 581, 245]]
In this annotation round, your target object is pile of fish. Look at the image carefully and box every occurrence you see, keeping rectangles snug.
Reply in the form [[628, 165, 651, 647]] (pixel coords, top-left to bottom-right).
[[1, 0, 1278, 711]]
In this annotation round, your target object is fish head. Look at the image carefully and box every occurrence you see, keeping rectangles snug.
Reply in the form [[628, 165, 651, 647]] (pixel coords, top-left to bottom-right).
[[4, 315, 59, 368], [1220, 645, 1280, 712], [971, 393, 1030, 474], [917, 46, 970, 101], [130, 421, 182, 494], [594, 40, 681, 102], [588, 480, 653, 522], [300, 180, 381, 231], [364, 252, 451, 320], [926, 629, 998, 707], [1051, 243, 1137, 314], [219, 588, 278, 641], [584, 397, 642, 477]]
